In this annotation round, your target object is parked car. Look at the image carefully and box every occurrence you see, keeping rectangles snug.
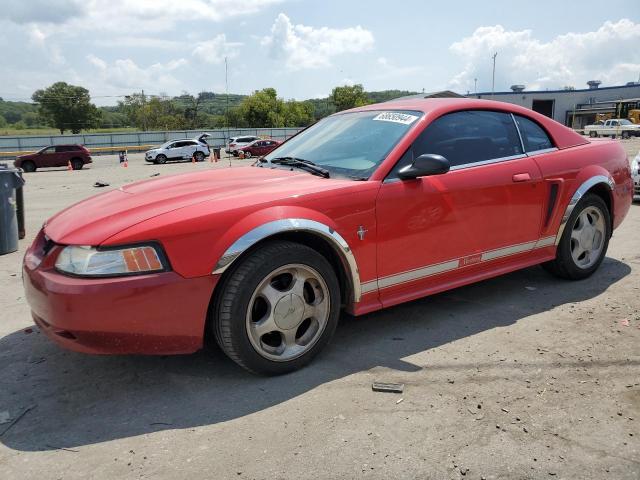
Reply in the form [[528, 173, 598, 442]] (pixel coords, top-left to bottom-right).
[[145, 135, 210, 164], [237, 139, 281, 158], [23, 99, 633, 375], [14, 144, 92, 172], [226, 136, 260, 155], [632, 151, 640, 199], [584, 118, 640, 138]]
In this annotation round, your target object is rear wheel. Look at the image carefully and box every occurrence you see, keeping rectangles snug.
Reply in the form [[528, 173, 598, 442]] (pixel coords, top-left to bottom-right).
[[621, 131, 630, 139], [155, 154, 167, 164], [194, 151, 205, 162], [244, 151, 252, 158], [543, 193, 610, 280], [71, 158, 84, 170], [21, 160, 36, 172], [589, 131, 598, 138], [212, 241, 341, 375]]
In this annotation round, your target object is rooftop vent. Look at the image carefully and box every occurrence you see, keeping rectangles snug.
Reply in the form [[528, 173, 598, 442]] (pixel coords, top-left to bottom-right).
[[587, 80, 601, 89], [510, 85, 525, 92]]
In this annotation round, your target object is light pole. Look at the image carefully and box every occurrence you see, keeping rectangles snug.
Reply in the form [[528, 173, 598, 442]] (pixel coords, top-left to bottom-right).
[[474, 78, 477, 95], [491, 52, 497, 98]]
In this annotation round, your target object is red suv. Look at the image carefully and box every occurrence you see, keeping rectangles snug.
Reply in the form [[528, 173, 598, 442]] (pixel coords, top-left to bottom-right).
[[237, 139, 282, 158], [14, 144, 92, 172]]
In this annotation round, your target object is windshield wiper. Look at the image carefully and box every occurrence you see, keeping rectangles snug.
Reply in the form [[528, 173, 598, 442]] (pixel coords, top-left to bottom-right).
[[267, 157, 330, 178]]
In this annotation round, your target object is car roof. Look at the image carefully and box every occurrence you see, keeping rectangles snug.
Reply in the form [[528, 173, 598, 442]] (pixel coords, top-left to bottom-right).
[[343, 98, 587, 150]]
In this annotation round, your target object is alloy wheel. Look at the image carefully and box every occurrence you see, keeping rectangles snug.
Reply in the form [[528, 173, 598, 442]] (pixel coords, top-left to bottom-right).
[[570, 205, 606, 269], [245, 264, 330, 362]]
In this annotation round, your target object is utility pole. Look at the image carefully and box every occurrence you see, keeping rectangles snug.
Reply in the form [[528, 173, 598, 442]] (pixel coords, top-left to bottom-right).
[[141, 89, 147, 131], [491, 52, 497, 98], [474, 78, 477, 95]]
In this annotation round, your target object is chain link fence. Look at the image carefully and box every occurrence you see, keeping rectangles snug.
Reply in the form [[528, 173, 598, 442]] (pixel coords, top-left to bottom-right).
[[0, 127, 304, 157]]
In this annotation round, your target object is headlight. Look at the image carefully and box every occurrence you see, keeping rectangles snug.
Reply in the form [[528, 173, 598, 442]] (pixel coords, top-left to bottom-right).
[[55, 244, 167, 277]]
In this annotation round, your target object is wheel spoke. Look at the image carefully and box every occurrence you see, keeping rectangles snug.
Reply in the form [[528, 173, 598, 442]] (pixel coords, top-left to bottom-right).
[[289, 269, 307, 297], [260, 284, 283, 306], [282, 328, 299, 348], [251, 313, 278, 338]]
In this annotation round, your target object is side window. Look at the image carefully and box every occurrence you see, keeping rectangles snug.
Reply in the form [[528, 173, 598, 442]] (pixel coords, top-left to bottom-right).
[[414, 110, 523, 168], [55, 146, 68, 153], [514, 115, 554, 152], [387, 110, 524, 179]]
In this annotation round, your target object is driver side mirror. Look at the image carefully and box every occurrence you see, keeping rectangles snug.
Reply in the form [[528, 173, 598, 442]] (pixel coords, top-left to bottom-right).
[[398, 154, 450, 180]]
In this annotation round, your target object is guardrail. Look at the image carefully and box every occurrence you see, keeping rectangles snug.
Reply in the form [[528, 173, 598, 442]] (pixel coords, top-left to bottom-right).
[[0, 127, 304, 159]]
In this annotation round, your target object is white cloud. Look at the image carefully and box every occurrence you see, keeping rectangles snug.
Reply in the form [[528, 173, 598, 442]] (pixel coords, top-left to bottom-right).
[[374, 56, 424, 80], [86, 55, 187, 90], [449, 19, 640, 92], [262, 13, 374, 70], [1, 0, 281, 29], [192, 34, 242, 64], [1, 0, 86, 24]]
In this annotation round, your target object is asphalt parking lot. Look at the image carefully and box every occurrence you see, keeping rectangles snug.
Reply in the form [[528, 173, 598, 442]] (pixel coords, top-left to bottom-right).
[[1, 142, 639, 479]]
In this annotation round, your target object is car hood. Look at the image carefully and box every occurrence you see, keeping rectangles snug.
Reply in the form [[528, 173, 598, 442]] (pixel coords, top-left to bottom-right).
[[44, 166, 356, 245]]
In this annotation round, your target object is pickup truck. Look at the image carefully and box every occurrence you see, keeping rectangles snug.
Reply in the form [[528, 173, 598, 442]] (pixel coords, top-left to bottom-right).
[[584, 119, 640, 139]]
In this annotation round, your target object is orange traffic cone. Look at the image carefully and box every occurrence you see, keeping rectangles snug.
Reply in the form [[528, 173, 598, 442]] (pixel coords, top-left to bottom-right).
[[67, 160, 72, 171], [123, 159, 128, 168], [192, 154, 196, 164]]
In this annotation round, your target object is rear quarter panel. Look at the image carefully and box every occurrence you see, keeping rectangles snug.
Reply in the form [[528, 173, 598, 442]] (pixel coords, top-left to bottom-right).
[[533, 139, 632, 233]]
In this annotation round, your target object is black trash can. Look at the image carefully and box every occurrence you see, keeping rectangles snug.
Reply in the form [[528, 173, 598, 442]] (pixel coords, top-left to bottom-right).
[[0, 163, 26, 255], [213, 147, 221, 161]]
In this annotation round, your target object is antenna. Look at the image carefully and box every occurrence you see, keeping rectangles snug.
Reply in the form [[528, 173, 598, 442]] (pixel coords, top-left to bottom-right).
[[491, 53, 497, 98]]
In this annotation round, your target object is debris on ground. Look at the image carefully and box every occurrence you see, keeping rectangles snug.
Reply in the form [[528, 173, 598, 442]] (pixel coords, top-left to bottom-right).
[[93, 181, 110, 188], [396, 398, 404, 404], [372, 382, 404, 393], [0, 405, 35, 436], [150, 173, 160, 177], [619, 318, 630, 327], [525, 286, 537, 291]]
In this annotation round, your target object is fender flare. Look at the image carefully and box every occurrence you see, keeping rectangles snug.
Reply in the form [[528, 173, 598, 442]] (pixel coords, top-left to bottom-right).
[[212, 218, 362, 303], [555, 174, 614, 245]]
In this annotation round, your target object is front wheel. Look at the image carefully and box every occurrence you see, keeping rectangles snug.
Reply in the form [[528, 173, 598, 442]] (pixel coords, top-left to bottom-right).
[[155, 154, 167, 164], [621, 131, 630, 139], [589, 131, 598, 138], [244, 151, 252, 158], [542, 193, 610, 280], [212, 241, 341, 375]]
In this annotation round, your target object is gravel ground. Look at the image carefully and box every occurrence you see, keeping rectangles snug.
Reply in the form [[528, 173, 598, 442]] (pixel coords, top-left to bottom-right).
[[0, 141, 639, 480]]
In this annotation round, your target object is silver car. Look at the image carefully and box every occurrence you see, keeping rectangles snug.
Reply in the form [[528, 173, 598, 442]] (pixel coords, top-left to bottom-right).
[[145, 134, 211, 164], [226, 136, 260, 155]]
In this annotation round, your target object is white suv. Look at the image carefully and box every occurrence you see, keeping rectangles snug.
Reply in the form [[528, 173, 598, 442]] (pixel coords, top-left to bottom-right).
[[226, 136, 260, 155], [145, 135, 210, 164]]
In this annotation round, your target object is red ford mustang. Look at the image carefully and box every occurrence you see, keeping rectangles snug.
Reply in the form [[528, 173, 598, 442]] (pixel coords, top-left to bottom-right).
[[23, 99, 633, 374]]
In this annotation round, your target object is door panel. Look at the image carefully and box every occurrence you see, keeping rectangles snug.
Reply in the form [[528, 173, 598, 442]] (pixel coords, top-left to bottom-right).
[[375, 156, 545, 303]]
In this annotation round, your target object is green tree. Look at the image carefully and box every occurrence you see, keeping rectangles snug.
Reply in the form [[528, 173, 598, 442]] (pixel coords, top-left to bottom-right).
[[331, 84, 370, 112], [22, 112, 41, 127], [0, 115, 7, 129], [32, 82, 101, 134]]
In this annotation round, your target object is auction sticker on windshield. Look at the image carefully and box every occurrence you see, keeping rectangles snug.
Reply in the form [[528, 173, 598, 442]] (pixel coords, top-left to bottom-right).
[[373, 112, 419, 125]]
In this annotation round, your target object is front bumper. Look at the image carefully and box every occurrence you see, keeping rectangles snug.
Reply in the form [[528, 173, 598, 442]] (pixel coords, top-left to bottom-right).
[[22, 232, 218, 355]]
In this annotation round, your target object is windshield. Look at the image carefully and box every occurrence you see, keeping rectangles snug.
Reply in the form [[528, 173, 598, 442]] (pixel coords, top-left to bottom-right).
[[263, 110, 423, 179], [619, 119, 634, 125]]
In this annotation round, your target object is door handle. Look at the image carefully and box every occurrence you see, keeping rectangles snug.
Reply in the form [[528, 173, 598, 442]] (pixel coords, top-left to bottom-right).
[[512, 173, 531, 182]]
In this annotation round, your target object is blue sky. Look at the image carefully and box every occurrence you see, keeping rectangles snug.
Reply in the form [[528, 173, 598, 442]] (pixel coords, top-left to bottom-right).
[[1, 0, 639, 105]]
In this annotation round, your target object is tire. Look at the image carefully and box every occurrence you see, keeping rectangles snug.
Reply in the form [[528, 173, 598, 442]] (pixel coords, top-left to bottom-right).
[[621, 131, 630, 140], [194, 151, 205, 162], [71, 158, 84, 170], [212, 241, 341, 375], [244, 151, 252, 158], [21, 160, 36, 172], [589, 131, 598, 138], [542, 193, 610, 280], [155, 154, 167, 164]]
